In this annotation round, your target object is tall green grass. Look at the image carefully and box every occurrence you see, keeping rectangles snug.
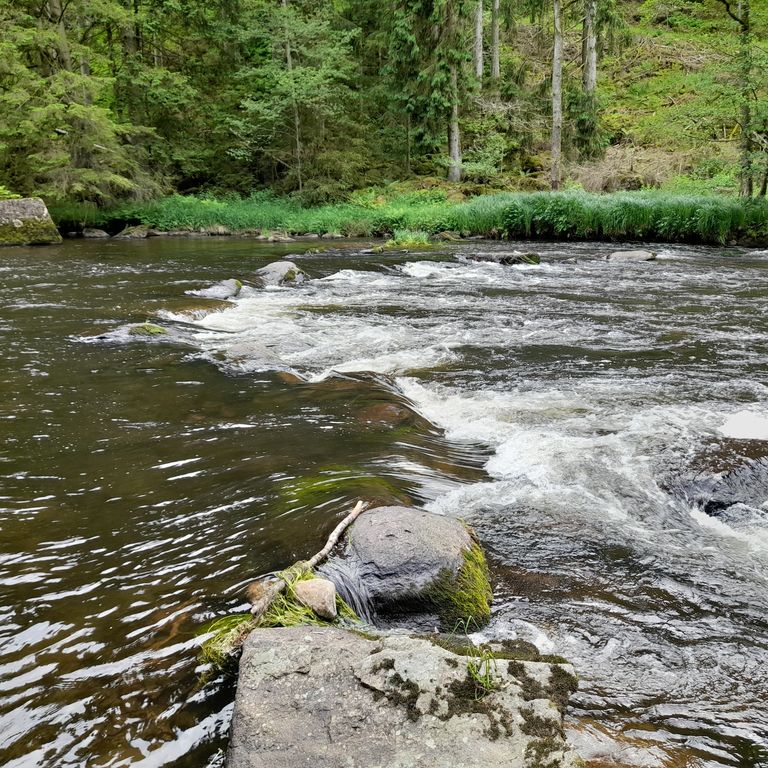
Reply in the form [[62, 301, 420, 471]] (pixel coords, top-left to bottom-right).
[[53, 189, 768, 245]]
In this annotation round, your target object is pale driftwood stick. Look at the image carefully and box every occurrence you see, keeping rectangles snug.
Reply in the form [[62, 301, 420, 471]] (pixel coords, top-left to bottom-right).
[[308, 500, 366, 568], [248, 500, 367, 619]]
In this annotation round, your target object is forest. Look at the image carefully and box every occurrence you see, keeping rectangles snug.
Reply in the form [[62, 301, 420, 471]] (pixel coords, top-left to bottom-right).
[[1, 0, 767, 210]]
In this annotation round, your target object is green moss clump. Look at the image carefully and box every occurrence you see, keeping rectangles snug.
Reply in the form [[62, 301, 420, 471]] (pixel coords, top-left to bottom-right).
[[384, 229, 432, 249], [425, 538, 493, 630], [199, 614, 256, 671], [199, 565, 359, 674], [129, 322, 168, 336], [0, 219, 62, 246]]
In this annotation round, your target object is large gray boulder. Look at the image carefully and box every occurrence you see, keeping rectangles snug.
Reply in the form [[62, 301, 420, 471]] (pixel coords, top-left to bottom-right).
[[226, 627, 578, 768], [321, 506, 492, 629], [607, 249, 656, 263], [254, 261, 308, 287], [0, 198, 61, 246]]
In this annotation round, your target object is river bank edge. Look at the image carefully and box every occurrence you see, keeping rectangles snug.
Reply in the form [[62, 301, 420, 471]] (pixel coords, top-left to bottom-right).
[[46, 190, 768, 248]]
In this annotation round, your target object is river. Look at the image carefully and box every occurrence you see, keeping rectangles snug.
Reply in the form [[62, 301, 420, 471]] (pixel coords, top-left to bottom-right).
[[1, 237, 767, 767]]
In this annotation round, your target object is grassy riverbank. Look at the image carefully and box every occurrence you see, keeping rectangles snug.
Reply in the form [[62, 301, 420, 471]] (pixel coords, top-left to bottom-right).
[[52, 189, 768, 246]]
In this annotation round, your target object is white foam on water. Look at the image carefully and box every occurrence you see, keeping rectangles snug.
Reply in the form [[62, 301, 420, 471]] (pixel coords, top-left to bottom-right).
[[719, 410, 768, 440]]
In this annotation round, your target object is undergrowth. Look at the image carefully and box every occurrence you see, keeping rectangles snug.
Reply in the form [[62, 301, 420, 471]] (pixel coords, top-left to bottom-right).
[[50, 189, 768, 245]]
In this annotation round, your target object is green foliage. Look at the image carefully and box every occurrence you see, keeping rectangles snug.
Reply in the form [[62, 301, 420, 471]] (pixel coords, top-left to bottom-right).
[[84, 188, 768, 245], [385, 229, 432, 248], [0, 185, 21, 200], [1, 0, 766, 204]]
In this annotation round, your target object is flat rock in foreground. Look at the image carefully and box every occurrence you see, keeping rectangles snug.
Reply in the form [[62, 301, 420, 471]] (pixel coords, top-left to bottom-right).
[[0, 198, 61, 246], [227, 627, 578, 768]]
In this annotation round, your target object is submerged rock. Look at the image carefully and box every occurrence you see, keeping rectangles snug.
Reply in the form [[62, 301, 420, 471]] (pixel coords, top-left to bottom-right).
[[607, 249, 656, 263], [254, 261, 308, 287], [0, 198, 62, 246], [323, 505, 492, 629], [676, 456, 768, 519], [466, 251, 541, 266], [227, 627, 578, 768], [294, 578, 337, 620]]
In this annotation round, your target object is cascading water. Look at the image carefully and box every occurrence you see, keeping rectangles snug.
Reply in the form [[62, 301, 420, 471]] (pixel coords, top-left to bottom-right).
[[1, 238, 766, 767]]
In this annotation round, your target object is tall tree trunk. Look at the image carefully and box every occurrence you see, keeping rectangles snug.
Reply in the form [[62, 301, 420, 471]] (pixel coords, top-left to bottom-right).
[[474, 0, 484, 82], [491, 0, 500, 80], [738, 0, 752, 197], [282, 0, 302, 193], [551, 0, 563, 190], [448, 65, 462, 182], [46, 0, 73, 72], [582, 0, 597, 96]]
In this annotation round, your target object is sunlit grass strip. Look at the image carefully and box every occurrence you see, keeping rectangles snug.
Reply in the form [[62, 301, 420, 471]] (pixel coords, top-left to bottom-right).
[[52, 190, 768, 245]]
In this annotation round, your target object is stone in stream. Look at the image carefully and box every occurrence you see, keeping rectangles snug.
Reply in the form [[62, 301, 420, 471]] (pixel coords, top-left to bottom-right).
[[113, 225, 151, 239], [321, 506, 492, 630], [465, 251, 541, 266], [606, 249, 656, 263], [128, 322, 168, 337], [0, 197, 62, 246], [254, 260, 308, 287], [190, 278, 243, 300], [293, 578, 337, 620], [226, 626, 579, 768], [82, 227, 110, 238]]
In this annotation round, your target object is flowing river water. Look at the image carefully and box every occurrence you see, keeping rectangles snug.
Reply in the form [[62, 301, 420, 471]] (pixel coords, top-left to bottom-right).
[[1, 238, 767, 768]]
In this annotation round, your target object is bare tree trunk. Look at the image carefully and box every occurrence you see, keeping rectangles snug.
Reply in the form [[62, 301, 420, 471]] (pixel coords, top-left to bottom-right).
[[551, 0, 563, 190], [46, 0, 73, 71], [738, 0, 752, 197], [474, 0, 484, 82], [282, 0, 302, 193], [448, 65, 462, 182], [491, 0, 500, 80], [582, 0, 597, 96]]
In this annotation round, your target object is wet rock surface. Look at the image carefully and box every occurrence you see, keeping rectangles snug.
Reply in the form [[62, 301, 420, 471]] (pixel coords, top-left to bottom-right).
[[607, 249, 656, 262], [254, 260, 308, 287], [465, 251, 541, 266], [226, 627, 578, 768], [320, 505, 488, 630], [0, 197, 62, 246], [189, 278, 243, 300]]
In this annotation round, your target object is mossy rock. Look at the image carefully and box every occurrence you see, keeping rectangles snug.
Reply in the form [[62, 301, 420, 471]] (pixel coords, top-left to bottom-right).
[[129, 322, 168, 337], [424, 538, 492, 628], [0, 198, 62, 246], [327, 505, 493, 631]]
